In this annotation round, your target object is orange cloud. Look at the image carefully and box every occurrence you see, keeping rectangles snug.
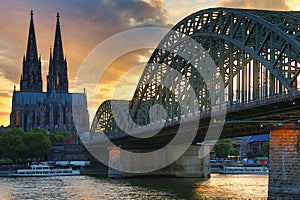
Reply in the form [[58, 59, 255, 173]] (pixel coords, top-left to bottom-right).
[[219, 0, 290, 10], [286, 0, 300, 10], [82, 50, 149, 119]]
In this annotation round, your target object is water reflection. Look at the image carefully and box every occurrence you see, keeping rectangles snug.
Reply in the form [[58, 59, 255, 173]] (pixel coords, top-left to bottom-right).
[[0, 174, 268, 200], [194, 174, 268, 199]]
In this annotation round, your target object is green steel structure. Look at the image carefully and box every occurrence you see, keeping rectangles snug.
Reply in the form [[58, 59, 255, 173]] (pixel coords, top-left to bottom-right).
[[90, 8, 300, 140]]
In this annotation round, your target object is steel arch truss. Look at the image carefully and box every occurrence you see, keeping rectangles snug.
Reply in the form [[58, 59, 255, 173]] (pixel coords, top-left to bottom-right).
[[130, 8, 300, 125], [90, 100, 134, 136], [90, 100, 113, 135], [91, 8, 300, 136]]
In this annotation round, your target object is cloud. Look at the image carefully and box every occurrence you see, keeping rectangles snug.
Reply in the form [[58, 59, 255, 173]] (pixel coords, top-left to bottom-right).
[[0, 92, 11, 98], [0, 111, 9, 116], [219, 0, 290, 10], [98, 50, 150, 84], [86, 50, 148, 115], [285, 0, 300, 10], [0, 111, 10, 126], [89, 0, 167, 27], [0, 49, 21, 84]]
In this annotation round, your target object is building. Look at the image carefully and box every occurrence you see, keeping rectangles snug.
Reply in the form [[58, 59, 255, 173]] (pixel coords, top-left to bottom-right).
[[10, 11, 89, 136], [248, 134, 269, 153]]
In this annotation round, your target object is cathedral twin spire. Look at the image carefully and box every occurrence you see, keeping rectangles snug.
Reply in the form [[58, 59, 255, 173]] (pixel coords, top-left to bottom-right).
[[20, 11, 68, 93], [20, 11, 42, 92], [47, 12, 68, 93]]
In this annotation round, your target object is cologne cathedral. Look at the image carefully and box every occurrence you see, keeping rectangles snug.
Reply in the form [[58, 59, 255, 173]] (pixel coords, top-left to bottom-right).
[[10, 11, 89, 135]]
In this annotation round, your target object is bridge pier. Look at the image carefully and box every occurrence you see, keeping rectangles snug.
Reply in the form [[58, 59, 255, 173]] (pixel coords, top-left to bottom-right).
[[108, 144, 210, 178], [268, 124, 300, 199]]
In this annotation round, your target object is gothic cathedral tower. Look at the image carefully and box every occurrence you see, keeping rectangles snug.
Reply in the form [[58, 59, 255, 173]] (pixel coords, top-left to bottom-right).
[[47, 13, 68, 93], [20, 10, 43, 92], [11, 11, 89, 136]]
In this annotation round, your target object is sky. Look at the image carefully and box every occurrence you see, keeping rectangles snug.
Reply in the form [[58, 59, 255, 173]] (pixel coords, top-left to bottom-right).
[[0, 0, 299, 126]]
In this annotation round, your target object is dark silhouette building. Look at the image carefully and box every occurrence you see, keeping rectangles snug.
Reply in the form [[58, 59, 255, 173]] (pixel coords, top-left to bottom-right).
[[10, 11, 89, 135]]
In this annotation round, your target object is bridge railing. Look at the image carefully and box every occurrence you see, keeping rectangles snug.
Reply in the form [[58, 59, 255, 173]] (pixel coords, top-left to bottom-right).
[[87, 90, 300, 142], [227, 91, 300, 113]]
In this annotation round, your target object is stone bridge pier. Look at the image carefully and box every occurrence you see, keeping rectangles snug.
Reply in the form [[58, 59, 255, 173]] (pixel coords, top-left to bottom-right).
[[269, 124, 300, 199], [108, 144, 211, 178]]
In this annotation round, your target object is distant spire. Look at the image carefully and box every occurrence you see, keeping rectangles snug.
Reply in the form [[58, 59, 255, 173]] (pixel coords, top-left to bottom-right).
[[50, 46, 52, 58], [49, 46, 53, 75], [53, 12, 64, 61], [20, 10, 43, 92], [26, 10, 38, 62], [48, 13, 68, 93], [47, 46, 54, 92]]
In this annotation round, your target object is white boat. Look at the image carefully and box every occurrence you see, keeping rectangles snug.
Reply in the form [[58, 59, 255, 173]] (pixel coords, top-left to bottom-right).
[[10, 163, 80, 177], [219, 166, 268, 174]]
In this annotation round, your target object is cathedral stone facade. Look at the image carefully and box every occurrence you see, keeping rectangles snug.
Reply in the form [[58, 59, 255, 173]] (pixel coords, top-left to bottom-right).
[[10, 11, 89, 135]]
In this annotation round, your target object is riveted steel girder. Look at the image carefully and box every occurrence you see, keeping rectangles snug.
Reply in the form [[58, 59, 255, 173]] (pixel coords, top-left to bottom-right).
[[91, 8, 300, 138], [130, 8, 300, 126]]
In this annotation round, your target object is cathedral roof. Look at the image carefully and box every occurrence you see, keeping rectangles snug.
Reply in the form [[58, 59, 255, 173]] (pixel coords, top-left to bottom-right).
[[13, 91, 87, 106], [14, 92, 45, 105]]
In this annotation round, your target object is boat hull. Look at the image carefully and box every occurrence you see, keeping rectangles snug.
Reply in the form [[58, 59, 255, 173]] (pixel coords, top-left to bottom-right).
[[219, 170, 268, 175], [10, 170, 80, 177], [218, 166, 268, 175]]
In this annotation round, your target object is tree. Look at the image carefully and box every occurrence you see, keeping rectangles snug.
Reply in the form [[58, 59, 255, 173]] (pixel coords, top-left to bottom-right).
[[255, 150, 265, 157], [262, 139, 269, 157], [8, 135, 27, 161], [0, 128, 51, 162], [26, 129, 51, 160], [6, 129, 25, 161], [214, 139, 233, 158], [229, 148, 240, 157], [246, 150, 255, 159], [48, 130, 71, 144], [0, 131, 7, 158]]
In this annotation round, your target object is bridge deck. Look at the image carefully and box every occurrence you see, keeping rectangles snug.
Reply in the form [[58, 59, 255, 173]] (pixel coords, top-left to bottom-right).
[[102, 95, 300, 149]]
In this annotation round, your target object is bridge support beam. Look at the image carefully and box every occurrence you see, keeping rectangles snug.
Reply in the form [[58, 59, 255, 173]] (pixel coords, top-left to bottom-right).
[[108, 144, 210, 178], [268, 124, 300, 199]]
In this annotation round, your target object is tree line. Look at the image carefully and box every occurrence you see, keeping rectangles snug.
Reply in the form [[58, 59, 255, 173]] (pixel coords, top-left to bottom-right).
[[213, 138, 269, 159], [0, 128, 71, 162]]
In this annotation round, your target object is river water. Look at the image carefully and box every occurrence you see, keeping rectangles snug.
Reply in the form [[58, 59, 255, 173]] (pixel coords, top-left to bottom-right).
[[0, 174, 268, 199]]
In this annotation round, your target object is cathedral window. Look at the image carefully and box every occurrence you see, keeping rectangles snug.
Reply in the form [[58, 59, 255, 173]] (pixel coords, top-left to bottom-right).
[[31, 73, 34, 84], [24, 112, 28, 131], [63, 108, 66, 124], [16, 110, 21, 126], [57, 75, 60, 85], [32, 111, 35, 126]]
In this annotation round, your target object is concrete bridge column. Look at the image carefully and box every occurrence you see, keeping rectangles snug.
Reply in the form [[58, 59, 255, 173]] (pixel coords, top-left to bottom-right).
[[168, 144, 210, 178], [108, 144, 210, 178], [268, 124, 300, 199], [107, 147, 122, 178]]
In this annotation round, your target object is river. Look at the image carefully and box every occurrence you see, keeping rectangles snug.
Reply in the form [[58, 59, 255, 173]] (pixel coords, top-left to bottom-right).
[[0, 174, 268, 199]]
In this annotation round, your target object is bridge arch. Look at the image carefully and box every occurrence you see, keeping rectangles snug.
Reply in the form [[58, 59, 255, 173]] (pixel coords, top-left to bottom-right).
[[91, 8, 300, 135], [90, 100, 134, 136], [130, 8, 300, 125]]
